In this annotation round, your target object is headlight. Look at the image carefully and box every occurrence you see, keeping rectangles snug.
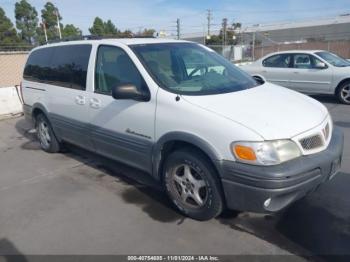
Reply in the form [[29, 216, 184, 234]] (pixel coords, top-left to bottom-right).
[[231, 140, 301, 166]]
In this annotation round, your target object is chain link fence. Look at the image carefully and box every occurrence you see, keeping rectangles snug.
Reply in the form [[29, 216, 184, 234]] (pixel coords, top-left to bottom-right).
[[207, 44, 254, 63], [1, 39, 349, 88], [253, 40, 350, 60], [208, 40, 350, 63], [0, 51, 29, 87]]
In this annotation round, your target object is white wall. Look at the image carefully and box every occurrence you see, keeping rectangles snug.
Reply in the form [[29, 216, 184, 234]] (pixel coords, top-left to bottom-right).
[[0, 86, 23, 117]]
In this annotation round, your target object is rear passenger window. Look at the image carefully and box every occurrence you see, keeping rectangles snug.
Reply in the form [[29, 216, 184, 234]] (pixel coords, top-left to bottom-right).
[[50, 45, 92, 90], [23, 44, 92, 90], [263, 54, 292, 68], [95, 45, 146, 94]]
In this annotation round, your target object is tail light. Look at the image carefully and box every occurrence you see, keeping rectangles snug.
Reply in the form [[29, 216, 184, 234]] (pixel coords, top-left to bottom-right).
[[14, 82, 24, 105]]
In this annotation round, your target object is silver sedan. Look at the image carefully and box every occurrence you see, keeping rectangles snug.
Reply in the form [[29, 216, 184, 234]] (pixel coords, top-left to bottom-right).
[[241, 50, 350, 104]]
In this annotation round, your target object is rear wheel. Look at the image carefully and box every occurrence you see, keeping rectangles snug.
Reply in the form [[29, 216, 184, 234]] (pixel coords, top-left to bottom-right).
[[336, 81, 350, 104], [163, 148, 224, 221], [35, 114, 61, 153]]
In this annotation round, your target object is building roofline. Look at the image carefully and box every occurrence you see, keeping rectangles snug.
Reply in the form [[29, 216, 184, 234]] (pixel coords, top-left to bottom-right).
[[244, 15, 350, 33]]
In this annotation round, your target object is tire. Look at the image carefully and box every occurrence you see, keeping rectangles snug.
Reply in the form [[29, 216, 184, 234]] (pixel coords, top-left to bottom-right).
[[336, 80, 350, 105], [35, 114, 61, 153], [163, 148, 224, 221]]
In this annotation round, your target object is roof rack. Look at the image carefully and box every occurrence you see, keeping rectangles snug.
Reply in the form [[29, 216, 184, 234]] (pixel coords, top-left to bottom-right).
[[47, 35, 101, 44], [46, 34, 156, 44]]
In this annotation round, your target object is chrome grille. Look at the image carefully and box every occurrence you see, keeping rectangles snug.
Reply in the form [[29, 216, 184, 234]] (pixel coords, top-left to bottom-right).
[[299, 134, 324, 150]]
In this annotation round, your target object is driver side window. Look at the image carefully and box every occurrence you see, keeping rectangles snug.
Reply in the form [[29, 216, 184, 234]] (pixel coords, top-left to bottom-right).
[[293, 54, 312, 69], [95, 45, 146, 95], [292, 54, 326, 69]]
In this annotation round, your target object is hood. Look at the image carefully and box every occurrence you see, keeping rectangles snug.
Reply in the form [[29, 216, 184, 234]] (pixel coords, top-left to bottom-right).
[[182, 83, 328, 140]]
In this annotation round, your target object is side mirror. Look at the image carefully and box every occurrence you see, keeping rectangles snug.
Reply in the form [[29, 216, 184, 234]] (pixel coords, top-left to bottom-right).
[[112, 84, 150, 102], [252, 75, 265, 85], [315, 62, 327, 69]]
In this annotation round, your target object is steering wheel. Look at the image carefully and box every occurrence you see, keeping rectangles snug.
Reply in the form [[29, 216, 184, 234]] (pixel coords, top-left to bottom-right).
[[189, 65, 208, 78]]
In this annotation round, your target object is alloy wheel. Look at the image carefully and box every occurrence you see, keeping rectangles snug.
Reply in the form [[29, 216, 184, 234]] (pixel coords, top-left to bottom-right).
[[169, 164, 208, 208], [341, 84, 350, 103], [37, 121, 51, 149]]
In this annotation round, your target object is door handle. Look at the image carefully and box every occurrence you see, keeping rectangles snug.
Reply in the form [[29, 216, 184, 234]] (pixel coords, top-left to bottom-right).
[[75, 95, 86, 105], [293, 71, 300, 74], [261, 70, 267, 73], [90, 98, 101, 109]]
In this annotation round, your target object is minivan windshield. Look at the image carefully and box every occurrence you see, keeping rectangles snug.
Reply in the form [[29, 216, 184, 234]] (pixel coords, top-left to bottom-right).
[[316, 51, 350, 67], [130, 43, 258, 95]]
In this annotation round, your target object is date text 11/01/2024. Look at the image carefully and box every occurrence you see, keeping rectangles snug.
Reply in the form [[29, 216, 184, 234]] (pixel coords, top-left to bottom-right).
[[127, 255, 220, 261]]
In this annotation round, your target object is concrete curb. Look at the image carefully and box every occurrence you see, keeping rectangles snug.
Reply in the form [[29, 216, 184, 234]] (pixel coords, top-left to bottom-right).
[[0, 86, 23, 117]]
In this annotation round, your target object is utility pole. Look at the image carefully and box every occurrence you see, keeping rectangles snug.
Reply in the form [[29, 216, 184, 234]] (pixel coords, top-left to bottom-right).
[[176, 18, 180, 40], [252, 31, 256, 61], [222, 18, 228, 47], [54, 9, 62, 39], [206, 9, 212, 38]]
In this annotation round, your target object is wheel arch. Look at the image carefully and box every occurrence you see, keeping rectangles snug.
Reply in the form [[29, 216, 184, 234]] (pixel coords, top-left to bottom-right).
[[31, 103, 49, 123], [152, 132, 223, 181], [335, 78, 350, 94], [31, 103, 62, 142]]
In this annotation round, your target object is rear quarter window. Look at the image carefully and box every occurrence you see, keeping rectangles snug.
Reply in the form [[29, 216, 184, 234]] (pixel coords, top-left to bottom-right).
[[23, 44, 92, 90], [23, 48, 53, 82]]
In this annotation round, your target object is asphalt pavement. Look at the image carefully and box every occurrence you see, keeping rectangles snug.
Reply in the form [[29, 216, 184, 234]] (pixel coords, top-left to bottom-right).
[[0, 95, 349, 261]]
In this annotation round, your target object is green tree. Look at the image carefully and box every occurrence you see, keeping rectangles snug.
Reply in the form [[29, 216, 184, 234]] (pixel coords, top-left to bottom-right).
[[118, 29, 133, 38], [206, 20, 242, 45], [0, 7, 20, 48], [104, 19, 118, 36], [89, 17, 105, 36], [41, 2, 62, 40], [62, 24, 82, 38], [141, 28, 155, 37], [15, 0, 38, 44]]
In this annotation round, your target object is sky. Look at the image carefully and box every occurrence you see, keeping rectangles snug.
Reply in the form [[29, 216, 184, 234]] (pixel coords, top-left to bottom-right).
[[1, 0, 350, 36]]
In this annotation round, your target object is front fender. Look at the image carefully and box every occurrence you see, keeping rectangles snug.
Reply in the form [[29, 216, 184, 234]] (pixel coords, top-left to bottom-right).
[[152, 131, 222, 179]]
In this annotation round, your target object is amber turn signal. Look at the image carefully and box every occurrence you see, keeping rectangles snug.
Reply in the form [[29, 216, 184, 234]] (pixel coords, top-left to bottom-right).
[[234, 145, 257, 161]]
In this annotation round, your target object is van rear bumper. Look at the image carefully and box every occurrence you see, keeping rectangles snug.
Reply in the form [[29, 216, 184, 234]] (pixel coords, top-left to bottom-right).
[[23, 104, 33, 122], [218, 127, 344, 213]]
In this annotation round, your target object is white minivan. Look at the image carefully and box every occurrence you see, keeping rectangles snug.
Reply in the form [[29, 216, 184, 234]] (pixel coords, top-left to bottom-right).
[[22, 39, 343, 220]]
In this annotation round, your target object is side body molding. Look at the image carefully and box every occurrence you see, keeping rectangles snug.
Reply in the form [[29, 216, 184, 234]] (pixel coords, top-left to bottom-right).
[[152, 132, 222, 180]]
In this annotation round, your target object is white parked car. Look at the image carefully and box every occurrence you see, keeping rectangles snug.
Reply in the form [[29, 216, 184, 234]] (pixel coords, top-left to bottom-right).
[[21, 39, 343, 220], [241, 50, 350, 104]]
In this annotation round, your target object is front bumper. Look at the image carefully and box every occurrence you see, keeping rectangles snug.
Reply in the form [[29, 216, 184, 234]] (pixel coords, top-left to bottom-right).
[[218, 127, 344, 213]]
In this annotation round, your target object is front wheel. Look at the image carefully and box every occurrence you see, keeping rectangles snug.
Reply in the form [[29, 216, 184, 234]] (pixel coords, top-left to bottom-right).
[[336, 81, 350, 104], [163, 148, 224, 221]]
